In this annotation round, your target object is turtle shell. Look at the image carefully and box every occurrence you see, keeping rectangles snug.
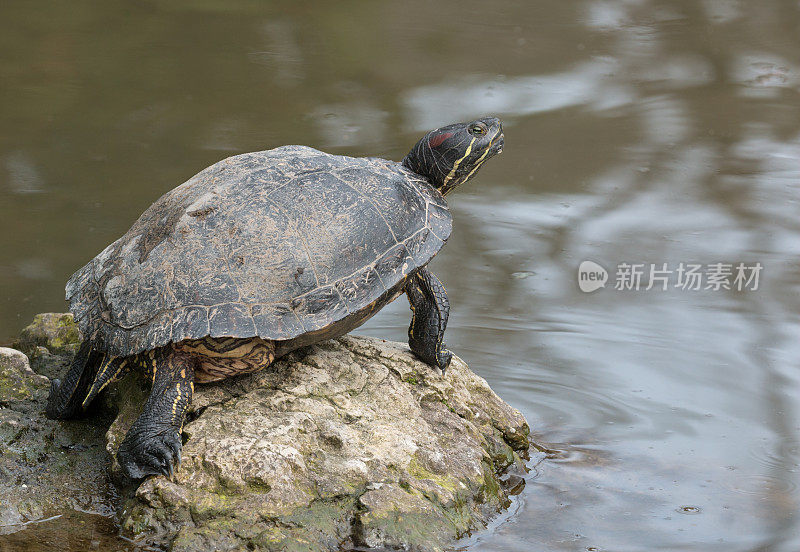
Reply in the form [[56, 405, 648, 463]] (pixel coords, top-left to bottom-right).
[[66, 146, 452, 357]]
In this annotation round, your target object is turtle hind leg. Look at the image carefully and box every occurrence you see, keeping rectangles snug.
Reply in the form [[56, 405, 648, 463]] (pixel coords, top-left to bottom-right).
[[117, 347, 195, 479], [46, 340, 105, 419], [79, 355, 133, 410]]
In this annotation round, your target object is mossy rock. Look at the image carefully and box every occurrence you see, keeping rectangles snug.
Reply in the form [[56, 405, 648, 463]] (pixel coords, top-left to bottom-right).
[[14, 313, 81, 359], [14, 312, 81, 356], [12, 313, 81, 379], [108, 336, 531, 551], [2, 314, 533, 551], [0, 348, 40, 403]]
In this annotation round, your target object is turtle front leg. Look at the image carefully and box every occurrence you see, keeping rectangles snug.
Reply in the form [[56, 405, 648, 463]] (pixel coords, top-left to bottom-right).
[[117, 347, 195, 479], [406, 267, 452, 374]]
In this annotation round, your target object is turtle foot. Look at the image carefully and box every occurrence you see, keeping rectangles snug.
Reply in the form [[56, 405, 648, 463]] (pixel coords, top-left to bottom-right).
[[437, 349, 453, 375], [118, 430, 182, 479]]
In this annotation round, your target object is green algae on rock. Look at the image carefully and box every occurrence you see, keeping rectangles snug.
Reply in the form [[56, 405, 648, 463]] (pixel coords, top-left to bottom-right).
[[14, 313, 80, 358], [109, 335, 530, 552], [0, 348, 39, 402], [12, 312, 80, 380]]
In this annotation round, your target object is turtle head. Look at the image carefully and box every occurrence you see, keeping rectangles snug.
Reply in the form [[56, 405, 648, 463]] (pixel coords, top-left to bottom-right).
[[402, 117, 503, 195]]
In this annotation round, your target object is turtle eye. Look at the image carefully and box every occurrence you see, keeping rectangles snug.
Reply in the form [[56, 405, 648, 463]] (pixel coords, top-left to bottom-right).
[[468, 124, 486, 136]]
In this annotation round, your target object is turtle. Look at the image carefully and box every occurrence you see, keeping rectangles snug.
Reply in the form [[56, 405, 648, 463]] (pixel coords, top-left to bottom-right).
[[46, 116, 504, 479]]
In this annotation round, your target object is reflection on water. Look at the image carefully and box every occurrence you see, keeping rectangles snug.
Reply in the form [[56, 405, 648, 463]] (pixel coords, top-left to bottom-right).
[[404, 58, 634, 131], [1, 0, 799, 550]]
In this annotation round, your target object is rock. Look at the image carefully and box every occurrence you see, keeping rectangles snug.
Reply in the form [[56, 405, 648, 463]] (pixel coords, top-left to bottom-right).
[[1, 314, 531, 551], [26, 345, 74, 381], [109, 336, 530, 552], [0, 347, 37, 402], [356, 483, 452, 550], [0, 503, 23, 530], [14, 312, 80, 356], [0, 344, 115, 537], [13, 313, 80, 379]]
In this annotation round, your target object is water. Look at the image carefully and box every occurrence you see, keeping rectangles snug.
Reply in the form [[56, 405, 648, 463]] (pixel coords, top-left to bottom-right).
[[0, 511, 149, 552], [1, 1, 799, 550]]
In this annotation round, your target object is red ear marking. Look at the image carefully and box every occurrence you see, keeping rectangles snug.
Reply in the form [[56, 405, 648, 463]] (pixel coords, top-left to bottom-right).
[[428, 132, 454, 148]]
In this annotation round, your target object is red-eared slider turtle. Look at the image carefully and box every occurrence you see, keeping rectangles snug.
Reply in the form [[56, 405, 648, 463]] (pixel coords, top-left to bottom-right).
[[47, 117, 504, 479]]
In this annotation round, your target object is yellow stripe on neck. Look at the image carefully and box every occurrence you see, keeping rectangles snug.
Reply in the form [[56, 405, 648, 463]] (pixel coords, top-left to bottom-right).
[[460, 142, 493, 184], [443, 137, 476, 189]]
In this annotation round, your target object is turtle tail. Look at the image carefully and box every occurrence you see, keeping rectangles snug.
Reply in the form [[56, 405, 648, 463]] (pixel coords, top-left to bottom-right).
[[46, 339, 104, 419]]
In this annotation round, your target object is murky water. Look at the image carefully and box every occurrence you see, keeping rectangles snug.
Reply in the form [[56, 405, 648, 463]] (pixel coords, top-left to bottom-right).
[[2, 1, 799, 550], [0, 510, 149, 552]]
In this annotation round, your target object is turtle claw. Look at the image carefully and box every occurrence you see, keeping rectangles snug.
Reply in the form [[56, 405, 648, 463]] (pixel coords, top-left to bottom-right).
[[436, 348, 453, 375], [118, 430, 183, 480]]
